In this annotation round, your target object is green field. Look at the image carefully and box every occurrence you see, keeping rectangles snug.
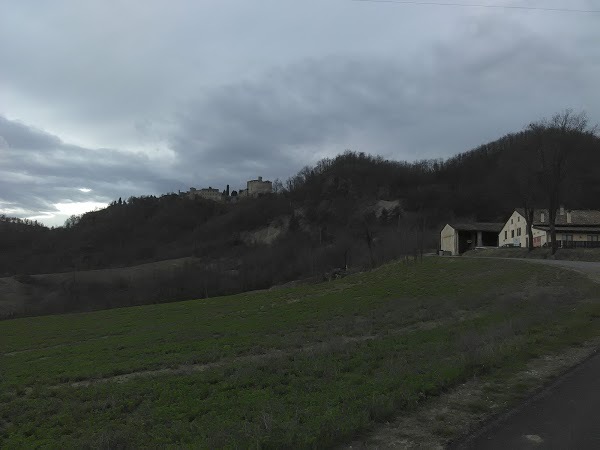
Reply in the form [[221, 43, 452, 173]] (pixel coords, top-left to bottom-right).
[[2, 258, 600, 448]]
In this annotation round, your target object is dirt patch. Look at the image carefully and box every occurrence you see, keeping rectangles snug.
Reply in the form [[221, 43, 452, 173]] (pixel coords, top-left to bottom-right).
[[343, 339, 600, 449], [0, 277, 29, 319], [69, 338, 370, 387], [241, 218, 289, 245], [3, 334, 124, 356]]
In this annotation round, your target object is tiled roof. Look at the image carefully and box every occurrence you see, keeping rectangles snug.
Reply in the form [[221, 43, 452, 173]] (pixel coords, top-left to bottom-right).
[[449, 222, 504, 233], [516, 208, 600, 226]]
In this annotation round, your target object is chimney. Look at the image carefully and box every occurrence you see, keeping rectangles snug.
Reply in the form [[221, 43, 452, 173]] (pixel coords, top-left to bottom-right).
[[559, 205, 565, 216], [567, 211, 572, 224], [258, 176, 263, 182], [540, 212, 545, 223], [226, 184, 230, 196]]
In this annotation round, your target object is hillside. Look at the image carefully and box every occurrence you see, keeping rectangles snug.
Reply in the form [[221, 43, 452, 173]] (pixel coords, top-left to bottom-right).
[[2, 258, 600, 447], [2, 120, 600, 317], [0, 257, 222, 320]]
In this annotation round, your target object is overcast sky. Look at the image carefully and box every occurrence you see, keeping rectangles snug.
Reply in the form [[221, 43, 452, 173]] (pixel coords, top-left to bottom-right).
[[1, 0, 599, 226]]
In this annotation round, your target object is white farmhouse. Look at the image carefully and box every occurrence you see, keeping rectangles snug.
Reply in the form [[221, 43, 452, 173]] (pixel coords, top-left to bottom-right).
[[499, 208, 600, 248]]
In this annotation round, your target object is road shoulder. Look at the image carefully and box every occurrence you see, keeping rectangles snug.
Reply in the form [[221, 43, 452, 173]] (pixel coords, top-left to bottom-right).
[[344, 339, 600, 449], [451, 348, 600, 449]]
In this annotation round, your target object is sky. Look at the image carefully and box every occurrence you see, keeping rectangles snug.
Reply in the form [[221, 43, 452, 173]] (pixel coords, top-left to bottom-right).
[[1, 0, 599, 226]]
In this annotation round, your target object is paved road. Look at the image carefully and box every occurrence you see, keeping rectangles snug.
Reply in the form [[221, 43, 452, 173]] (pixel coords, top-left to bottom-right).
[[462, 256, 600, 282], [512, 258, 600, 278], [452, 350, 600, 449]]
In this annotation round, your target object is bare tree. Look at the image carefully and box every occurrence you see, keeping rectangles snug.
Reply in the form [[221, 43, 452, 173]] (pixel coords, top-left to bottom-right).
[[363, 220, 376, 269], [529, 109, 594, 254], [410, 186, 427, 260], [272, 178, 284, 194], [507, 132, 541, 251]]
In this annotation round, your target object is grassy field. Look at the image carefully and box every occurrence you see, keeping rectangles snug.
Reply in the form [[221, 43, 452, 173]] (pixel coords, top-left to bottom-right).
[[1, 258, 600, 448]]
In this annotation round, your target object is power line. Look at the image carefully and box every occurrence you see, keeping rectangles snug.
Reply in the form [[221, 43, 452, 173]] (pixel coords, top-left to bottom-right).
[[351, 0, 600, 14]]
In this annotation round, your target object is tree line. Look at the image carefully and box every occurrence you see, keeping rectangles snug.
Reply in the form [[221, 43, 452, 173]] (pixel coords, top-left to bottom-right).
[[2, 110, 599, 317]]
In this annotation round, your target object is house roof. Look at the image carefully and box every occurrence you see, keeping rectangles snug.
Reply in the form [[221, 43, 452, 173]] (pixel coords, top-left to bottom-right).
[[516, 208, 600, 226], [449, 222, 504, 233]]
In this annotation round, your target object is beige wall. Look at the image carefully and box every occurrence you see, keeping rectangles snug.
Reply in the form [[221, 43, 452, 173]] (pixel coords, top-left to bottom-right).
[[247, 180, 272, 197], [528, 228, 595, 248], [498, 210, 572, 248], [189, 188, 223, 202], [440, 224, 457, 255], [200, 190, 222, 201], [531, 227, 548, 247], [499, 210, 528, 247], [497, 208, 600, 248]]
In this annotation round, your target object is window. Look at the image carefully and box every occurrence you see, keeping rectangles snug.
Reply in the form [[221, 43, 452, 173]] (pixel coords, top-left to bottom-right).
[[511, 219, 513, 224], [504, 231, 507, 240], [588, 235, 599, 242], [564, 234, 574, 242], [511, 230, 514, 238], [517, 216, 520, 222], [517, 228, 522, 237]]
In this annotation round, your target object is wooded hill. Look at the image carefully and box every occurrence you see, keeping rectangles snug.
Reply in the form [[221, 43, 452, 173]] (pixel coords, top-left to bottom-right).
[[2, 111, 599, 317]]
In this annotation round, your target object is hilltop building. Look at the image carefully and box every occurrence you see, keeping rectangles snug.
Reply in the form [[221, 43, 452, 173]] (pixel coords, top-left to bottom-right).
[[185, 177, 272, 202], [188, 187, 223, 202], [238, 176, 272, 198]]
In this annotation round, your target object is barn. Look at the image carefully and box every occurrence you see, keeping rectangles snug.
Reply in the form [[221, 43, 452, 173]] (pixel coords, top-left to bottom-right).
[[440, 222, 503, 256]]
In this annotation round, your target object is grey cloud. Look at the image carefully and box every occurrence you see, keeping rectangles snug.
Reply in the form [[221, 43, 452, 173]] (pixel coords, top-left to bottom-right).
[[0, 117, 62, 150], [169, 14, 599, 184], [0, 115, 183, 221], [1, 1, 599, 224]]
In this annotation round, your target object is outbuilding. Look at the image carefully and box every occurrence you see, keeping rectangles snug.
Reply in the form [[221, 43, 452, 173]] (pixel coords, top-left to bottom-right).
[[440, 222, 503, 256]]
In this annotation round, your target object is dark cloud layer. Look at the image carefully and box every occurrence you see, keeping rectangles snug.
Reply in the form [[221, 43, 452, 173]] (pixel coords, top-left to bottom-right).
[[1, 1, 599, 225], [0, 116, 182, 223], [170, 16, 600, 184]]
